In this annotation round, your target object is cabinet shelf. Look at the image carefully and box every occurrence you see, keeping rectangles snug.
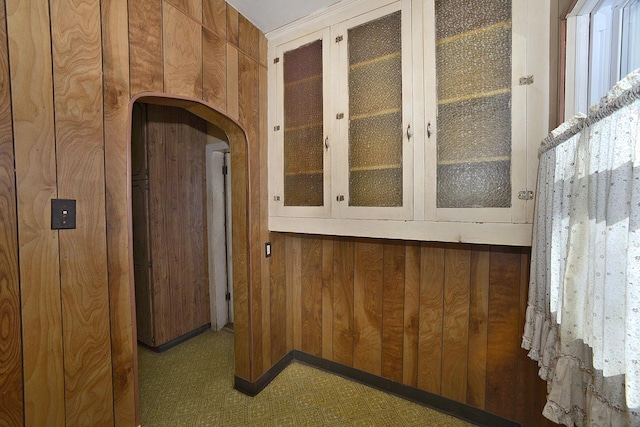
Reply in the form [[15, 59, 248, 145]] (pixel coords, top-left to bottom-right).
[[350, 51, 400, 71], [350, 108, 401, 121], [285, 169, 323, 177], [284, 121, 323, 132], [438, 156, 509, 166], [438, 88, 510, 106], [350, 164, 401, 172], [284, 73, 322, 88], [437, 20, 511, 46]]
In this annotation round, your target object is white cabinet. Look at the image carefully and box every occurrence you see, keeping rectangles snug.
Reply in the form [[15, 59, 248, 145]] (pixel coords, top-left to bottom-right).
[[267, 0, 549, 246], [270, 0, 414, 221]]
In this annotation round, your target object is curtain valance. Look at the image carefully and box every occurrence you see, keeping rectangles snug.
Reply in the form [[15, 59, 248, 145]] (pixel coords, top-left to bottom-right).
[[523, 69, 640, 426]]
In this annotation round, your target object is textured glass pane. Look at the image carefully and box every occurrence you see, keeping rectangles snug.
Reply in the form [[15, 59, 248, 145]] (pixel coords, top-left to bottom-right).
[[435, 0, 512, 208], [438, 161, 510, 208], [348, 11, 403, 207], [349, 112, 402, 169], [284, 174, 323, 206], [283, 40, 324, 206], [435, 0, 511, 40], [437, 93, 511, 163], [350, 168, 402, 207]]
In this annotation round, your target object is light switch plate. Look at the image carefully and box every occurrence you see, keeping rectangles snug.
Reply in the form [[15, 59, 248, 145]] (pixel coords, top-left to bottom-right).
[[265, 242, 271, 258], [51, 199, 76, 230]]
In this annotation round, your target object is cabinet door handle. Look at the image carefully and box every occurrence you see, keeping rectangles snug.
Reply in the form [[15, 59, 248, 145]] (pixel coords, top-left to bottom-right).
[[324, 136, 329, 151], [406, 124, 413, 140], [427, 122, 431, 138]]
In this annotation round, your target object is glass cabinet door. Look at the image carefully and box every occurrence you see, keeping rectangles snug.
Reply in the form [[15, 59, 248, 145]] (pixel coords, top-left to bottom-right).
[[348, 10, 403, 207], [283, 39, 324, 206], [435, 0, 512, 208], [425, 0, 528, 223], [335, 1, 413, 220], [273, 29, 331, 217]]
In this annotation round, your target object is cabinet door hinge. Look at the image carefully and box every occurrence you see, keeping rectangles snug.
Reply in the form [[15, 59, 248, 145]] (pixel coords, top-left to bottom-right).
[[222, 165, 228, 175], [518, 190, 534, 200], [519, 75, 534, 85], [225, 292, 231, 301], [335, 35, 343, 43], [273, 57, 280, 64]]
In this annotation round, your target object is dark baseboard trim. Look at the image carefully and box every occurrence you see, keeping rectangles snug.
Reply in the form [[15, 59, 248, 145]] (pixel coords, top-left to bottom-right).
[[141, 323, 211, 353], [234, 351, 294, 397], [234, 350, 521, 427]]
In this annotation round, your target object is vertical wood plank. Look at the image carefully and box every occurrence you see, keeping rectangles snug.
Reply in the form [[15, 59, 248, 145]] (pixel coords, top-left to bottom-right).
[[485, 246, 522, 420], [238, 14, 259, 62], [290, 235, 302, 349], [403, 241, 420, 387], [203, 0, 226, 38], [0, 0, 23, 421], [163, 3, 203, 98], [301, 236, 323, 356], [226, 4, 239, 46], [131, 180, 153, 345], [226, 45, 239, 120], [7, 0, 64, 424], [166, 0, 202, 22], [50, 0, 114, 422], [146, 106, 170, 345], [516, 248, 551, 427], [238, 51, 263, 379], [467, 245, 490, 409], [203, 28, 227, 113], [128, 0, 163, 94], [259, 61, 270, 375], [322, 237, 334, 360], [165, 120, 183, 339], [101, 0, 136, 422], [259, 32, 268, 67], [417, 243, 444, 394], [382, 241, 405, 383], [270, 233, 287, 363], [228, 121, 250, 381], [353, 239, 383, 376], [441, 244, 471, 402], [333, 237, 354, 366]]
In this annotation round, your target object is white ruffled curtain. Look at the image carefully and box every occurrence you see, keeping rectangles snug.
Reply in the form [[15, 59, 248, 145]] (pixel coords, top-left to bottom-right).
[[523, 69, 640, 426]]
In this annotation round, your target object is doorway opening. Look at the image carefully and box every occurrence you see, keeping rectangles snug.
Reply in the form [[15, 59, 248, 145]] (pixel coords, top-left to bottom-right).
[[205, 124, 234, 331], [127, 93, 253, 425], [131, 101, 234, 350]]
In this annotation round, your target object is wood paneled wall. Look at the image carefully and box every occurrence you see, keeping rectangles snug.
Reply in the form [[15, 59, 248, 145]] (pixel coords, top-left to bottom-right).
[[0, 0, 565, 425], [0, 0, 22, 423], [268, 234, 556, 427], [2, 0, 267, 424]]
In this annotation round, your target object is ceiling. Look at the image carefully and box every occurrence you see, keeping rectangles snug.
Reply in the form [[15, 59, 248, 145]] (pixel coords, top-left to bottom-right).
[[226, 0, 340, 34]]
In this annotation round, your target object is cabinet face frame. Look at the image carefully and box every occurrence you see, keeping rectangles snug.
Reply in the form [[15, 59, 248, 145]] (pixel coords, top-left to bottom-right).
[[422, 0, 539, 224], [271, 28, 333, 218]]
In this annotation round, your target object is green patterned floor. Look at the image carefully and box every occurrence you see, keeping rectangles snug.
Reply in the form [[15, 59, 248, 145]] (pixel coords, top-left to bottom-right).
[[138, 330, 475, 426]]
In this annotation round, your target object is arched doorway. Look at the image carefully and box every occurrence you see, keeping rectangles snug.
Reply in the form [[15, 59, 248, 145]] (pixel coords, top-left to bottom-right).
[[127, 93, 253, 421]]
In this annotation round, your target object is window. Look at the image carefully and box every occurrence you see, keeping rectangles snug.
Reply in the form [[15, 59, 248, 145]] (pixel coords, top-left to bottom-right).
[[565, 0, 640, 117]]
